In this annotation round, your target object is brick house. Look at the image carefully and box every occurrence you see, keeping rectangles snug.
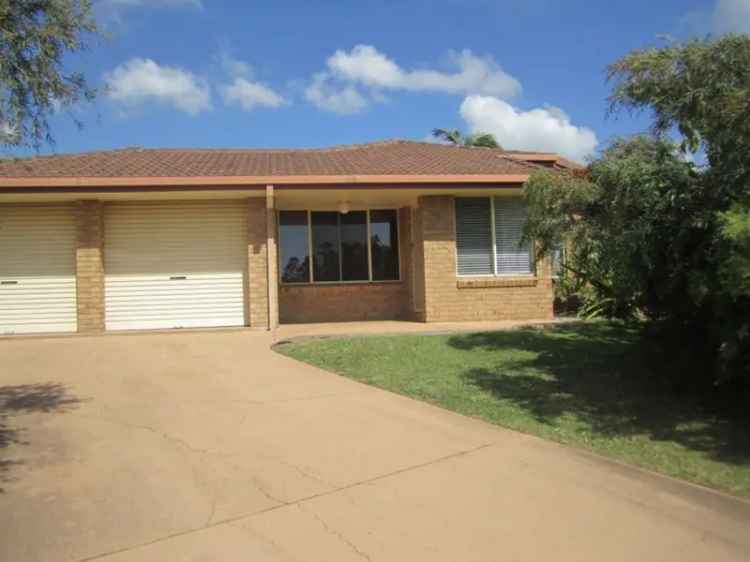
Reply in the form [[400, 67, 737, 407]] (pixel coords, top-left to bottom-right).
[[0, 140, 575, 334]]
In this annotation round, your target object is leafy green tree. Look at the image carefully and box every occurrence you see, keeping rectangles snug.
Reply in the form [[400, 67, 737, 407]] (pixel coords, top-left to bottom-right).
[[609, 34, 750, 383], [0, 0, 98, 149], [526, 137, 703, 317], [431, 128, 501, 149], [525, 35, 750, 386]]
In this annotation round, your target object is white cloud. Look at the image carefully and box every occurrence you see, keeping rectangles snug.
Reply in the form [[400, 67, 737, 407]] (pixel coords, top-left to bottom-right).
[[327, 46, 403, 89], [306, 45, 521, 114], [680, 0, 750, 35], [95, 0, 201, 28], [101, 0, 202, 8], [460, 95, 598, 162], [215, 51, 288, 112], [218, 51, 253, 79], [711, 0, 750, 34], [327, 45, 521, 98], [222, 77, 287, 111], [104, 58, 212, 115], [304, 72, 369, 115]]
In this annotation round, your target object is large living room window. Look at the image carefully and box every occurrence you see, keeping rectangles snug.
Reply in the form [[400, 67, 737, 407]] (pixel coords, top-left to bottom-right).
[[278, 211, 310, 283], [279, 209, 400, 284], [455, 197, 533, 276]]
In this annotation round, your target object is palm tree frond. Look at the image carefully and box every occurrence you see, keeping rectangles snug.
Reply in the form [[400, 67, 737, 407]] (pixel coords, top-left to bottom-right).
[[431, 129, 500, 148], [431, 128, 463, 145]]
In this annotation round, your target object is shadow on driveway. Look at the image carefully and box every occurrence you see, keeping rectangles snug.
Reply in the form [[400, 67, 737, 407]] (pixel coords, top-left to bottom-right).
[[0, 383, 82, 492]]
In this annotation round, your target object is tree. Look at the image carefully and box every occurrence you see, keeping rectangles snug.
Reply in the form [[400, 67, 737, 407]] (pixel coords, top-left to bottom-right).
[[525, 136, 703, 317], [607, 34, 750, 169], [431, 128, 501, 149], [525, 35, 750, 387], [1, 0, 98, 150], [609, 34, 750, 383]]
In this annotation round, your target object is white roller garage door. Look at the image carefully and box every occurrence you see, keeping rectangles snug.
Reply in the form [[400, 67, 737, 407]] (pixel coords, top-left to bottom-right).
[[0, 204, 78, 334], [104, 201, 247, 330]]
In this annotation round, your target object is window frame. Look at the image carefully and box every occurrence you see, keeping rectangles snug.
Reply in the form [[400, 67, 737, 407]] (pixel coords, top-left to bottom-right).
[[278, 208, 401, 285], [454, 196, 536, 278]]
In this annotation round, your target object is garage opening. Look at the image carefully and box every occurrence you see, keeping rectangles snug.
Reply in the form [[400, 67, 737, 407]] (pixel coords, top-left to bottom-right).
[[104, 201, 247, 330]]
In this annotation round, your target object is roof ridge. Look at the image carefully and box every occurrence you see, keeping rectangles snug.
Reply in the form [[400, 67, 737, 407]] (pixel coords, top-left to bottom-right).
[[4, 138, 564, 161], [4, 146, 148, 163], [494, 154, 547, 171], [4, 140, 413, 160]]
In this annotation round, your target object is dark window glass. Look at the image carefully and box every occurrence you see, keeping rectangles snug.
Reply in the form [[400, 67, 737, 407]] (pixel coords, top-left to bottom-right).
[[311, 211, 340, 282], [279, 211, 310, 283], [370, 210, 399, 281], [340, 211, 369, 281]]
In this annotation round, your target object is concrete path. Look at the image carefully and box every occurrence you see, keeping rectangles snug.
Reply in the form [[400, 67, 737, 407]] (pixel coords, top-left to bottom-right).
[[0, 330, 748, 562], [275, 317, 574, 340]]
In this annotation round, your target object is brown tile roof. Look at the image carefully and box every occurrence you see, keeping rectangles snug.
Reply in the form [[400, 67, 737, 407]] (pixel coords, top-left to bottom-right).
[[502, 151, 584, 171], [0, 140, 545, 180]]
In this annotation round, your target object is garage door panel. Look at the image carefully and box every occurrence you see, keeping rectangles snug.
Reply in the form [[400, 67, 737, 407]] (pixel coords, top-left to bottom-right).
[[106, 310, 245, 323], [0, 205, 77, 334], [106, 309, 244, 320], [105, 262, 246, 275], [105, 317, 245, 331], [105, 294, 244, 307], [0, 321, 76, 333], [104, 202, 247, 331], [105, 276, 244, 289], [0, 288, 78, 307], [106, 287, 244, 308]]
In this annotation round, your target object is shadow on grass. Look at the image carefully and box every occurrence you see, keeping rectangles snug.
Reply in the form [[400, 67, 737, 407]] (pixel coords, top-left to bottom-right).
[[0, 383, 82, 492], [448, 323, 750, 466]]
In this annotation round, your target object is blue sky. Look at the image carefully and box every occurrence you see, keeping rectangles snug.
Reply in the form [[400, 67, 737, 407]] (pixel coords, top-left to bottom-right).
[[31, 0, 750, 161]]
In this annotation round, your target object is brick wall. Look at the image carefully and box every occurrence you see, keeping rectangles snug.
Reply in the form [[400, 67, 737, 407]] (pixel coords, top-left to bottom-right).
[[279, 282, 408, 323], [415, 195, 554, 322], [247, 197, 270, 328], [409, 206, 426, 321], [277, 208, 411, 324], [75, 200, 105, 333]]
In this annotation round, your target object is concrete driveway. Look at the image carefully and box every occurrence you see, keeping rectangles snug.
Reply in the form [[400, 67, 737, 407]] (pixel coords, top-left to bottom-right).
[[1, 330, 748, 562]]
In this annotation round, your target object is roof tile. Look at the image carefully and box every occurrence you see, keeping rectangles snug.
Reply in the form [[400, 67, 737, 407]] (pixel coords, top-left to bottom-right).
[[0, 140, 555, 179]]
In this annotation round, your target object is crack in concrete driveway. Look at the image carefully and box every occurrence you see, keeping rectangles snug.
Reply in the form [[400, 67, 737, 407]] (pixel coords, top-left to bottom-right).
[[76, 441, 495, 561], [0, 330, 748, 562], [302, 504, 373, 562]]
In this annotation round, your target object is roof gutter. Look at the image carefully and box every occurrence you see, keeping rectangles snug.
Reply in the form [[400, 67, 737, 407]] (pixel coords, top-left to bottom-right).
[[0, 173, 530, 190]]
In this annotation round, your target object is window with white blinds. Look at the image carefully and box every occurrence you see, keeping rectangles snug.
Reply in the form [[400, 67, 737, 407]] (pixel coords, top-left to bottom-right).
[[493, 197, 533, 274], [455, 198, 494, 275], [455, 197, 533, 276]]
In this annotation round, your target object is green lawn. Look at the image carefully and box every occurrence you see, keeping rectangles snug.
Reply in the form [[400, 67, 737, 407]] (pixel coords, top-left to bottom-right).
[[276, 322, 750, 497]]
